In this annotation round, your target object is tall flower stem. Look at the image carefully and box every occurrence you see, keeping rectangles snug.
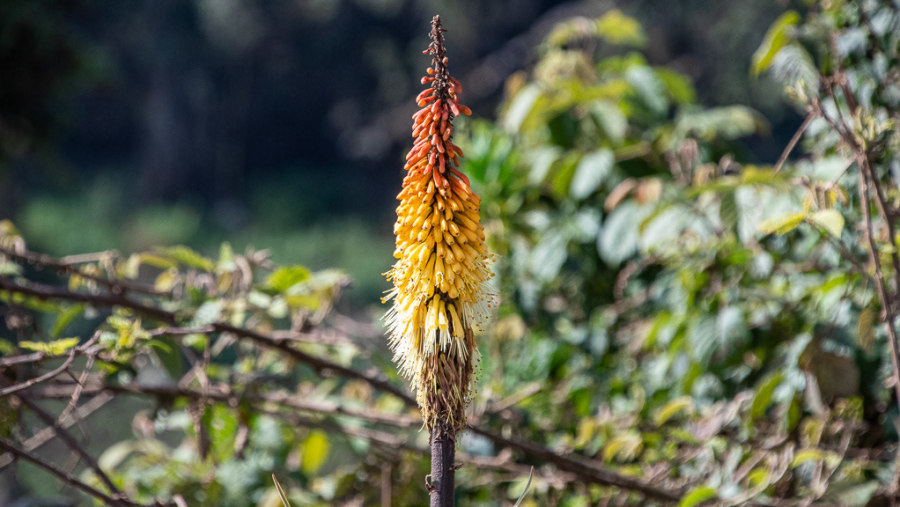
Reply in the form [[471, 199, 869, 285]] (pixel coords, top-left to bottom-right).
[[384, 14, 494, 505], [430, 425, 456, 507]]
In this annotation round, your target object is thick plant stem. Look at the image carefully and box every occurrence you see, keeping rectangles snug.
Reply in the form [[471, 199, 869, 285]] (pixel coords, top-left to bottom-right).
[[429, 424, 455, 507]]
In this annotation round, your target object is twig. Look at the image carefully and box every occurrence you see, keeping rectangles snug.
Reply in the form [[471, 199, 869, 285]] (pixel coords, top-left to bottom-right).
[[0, 277, 681, 501], [0, 275, 411, 402], [0, 276, 176, 324], [773, 112, 815, 174], [15, 395, 123, 497], [0, 438, 152, 507], [0, 245, 160, 296], [0, 351, 76, 397], [467, 426, 681, 502], [36, 382, 419, 428]]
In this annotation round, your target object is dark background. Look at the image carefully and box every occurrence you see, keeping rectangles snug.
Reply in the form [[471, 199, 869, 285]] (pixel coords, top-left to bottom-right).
[[0, 0, 796, 306]]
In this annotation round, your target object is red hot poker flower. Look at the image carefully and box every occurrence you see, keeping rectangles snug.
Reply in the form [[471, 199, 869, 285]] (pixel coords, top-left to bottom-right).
[[383, 15, 494, 433]]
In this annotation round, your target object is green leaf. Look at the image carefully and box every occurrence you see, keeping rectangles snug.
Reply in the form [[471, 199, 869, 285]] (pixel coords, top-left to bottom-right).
[[589, 101, 627, 144], [751, 372, 783, 420], [595, 9, 646, 48], [19, 337, 80, 355], [791, 448, 824, 467], [158, 245, 215, 272], [300, 430, 330, 475], [625, 65, 668, 114], [752, 11, 800, 75], [599, 200, 650, 266], [654, 396, 694, 426], [190, 301, 222, 328], [570, 149, 614, 200], [759, 211, 807, 235], [676, 106, 768, 141], [504, 84, 542, 134], [265, 265, 311, 292], [50, 304, 84, 338], [769, 44, 818, 100], [656, 68, 696, 104], [858, 306, 876, 352], [834, 481, 880, 506], [678, 486, 717, 507], [809, 209, 844, 238], [602, 431, 642, 462]]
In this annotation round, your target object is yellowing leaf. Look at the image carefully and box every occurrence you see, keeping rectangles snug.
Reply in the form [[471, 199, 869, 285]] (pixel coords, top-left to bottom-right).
[[154, 269, 178, 292], [19, 337, 80, 355], [809, 209, 844, 238], [858, 307, 876, 352], [300, 430, 330, 475], [678, 485, 717, 507], [158, 245, 215, 272], [760, 211, 806, 235], [752, 11, 800, 75], [596, 10, 646, 47], [791, 448, 824, 467], [751, 372, 783, 420], [602, 431, 642, 463], [653, 396, 694, 426], [266, 266, 311, 293]]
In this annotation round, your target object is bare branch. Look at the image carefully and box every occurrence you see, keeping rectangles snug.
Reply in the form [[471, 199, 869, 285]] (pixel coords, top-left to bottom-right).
[[0, 392, 113, 469], [0, 438, 163, 507], [15, 395, 123, 497], [0, 351, 76, 397], [0, 245, 161, 296], [773, 112, 816, 174], [0, 272, 681, 501]]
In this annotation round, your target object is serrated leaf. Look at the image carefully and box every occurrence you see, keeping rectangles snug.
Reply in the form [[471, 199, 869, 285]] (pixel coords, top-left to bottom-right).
[[809, 209, 844, 238], [760, 211, 806, 235], [752, 11, 800, 75]]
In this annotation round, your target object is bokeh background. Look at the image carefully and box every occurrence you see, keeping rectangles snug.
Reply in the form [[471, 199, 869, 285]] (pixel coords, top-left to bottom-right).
[[1, 0, 796, 310]]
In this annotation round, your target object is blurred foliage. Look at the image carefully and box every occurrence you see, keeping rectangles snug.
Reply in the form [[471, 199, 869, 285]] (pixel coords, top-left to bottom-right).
[[4, 1, 900, 506], [455, 1, 899, 504]]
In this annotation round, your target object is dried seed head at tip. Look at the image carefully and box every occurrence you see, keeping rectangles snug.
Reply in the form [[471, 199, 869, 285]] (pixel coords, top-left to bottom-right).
[[383, 15, 495, 433]]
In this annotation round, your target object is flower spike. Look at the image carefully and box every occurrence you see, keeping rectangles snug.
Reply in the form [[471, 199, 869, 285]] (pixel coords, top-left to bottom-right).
[[383, 15, 495, 433]]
